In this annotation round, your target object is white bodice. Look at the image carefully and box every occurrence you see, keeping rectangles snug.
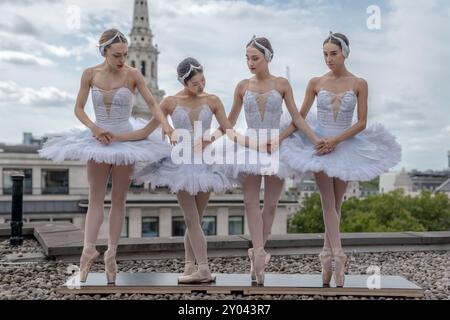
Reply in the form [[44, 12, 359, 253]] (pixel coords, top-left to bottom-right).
[[91, 86, 134, 134], [171, 104, 213, 134], [316, 90, 357, 134], [243, 90, 283, 130]]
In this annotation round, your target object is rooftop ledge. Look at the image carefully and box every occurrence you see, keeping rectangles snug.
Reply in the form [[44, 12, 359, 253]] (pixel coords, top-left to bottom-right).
[[1, 222, 449, 261]]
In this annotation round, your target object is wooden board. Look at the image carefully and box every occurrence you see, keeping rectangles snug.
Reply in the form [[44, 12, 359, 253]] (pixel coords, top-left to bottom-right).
[[58, 273, 423, 298]]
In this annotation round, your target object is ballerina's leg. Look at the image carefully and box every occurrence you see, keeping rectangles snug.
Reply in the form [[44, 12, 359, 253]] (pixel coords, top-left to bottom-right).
[[243, 174, 264, 249], [262, 175, 285, 245]]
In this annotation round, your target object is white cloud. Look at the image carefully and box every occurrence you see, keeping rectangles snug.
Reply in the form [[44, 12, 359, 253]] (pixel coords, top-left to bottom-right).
[[442, 125, 450, 134], [0, 0, 448, 170], [0, 81, 75, 107], [0, 50, 55, 66]]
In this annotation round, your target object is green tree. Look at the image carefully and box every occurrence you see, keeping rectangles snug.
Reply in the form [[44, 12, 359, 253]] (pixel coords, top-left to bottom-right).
[[288, 189, 448, 233]]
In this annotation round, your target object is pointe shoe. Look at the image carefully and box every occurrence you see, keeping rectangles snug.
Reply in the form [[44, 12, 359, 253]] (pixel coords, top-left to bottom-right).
[[332, 248, 348, 288], [104, 247, 118, 284], [249, 248, 271, 282], [178, 265, 216, 284], [79, 246, 99, 283], [318, 248, 333, 287], [183, 261, 197, 276], [253, 247, 270, 285]]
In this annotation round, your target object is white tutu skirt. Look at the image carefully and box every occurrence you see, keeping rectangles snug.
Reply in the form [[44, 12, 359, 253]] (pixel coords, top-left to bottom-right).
[[38, 118, 171, 166], [217, 141, 296, 182], [133, 160, 235, 195], [280, 123, 402, 181], [131, 136, 235, 195], [217, 112, 298, 182]]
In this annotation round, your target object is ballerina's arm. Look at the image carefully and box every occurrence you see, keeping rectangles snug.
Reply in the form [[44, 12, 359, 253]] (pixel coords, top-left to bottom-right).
[[278, 78, 321, 144], [333, 79, 368, 142], [74, 68, 110, 144], [114, 97, 173, 142], [207, 80, 247, 141], [133, 69, 175, 142], [280, 79, 321, 145]]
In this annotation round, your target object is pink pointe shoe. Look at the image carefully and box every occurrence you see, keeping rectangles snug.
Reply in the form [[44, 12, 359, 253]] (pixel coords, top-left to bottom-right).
[[253, 247, 270, 285], [318, 248, 333, 287], [332, 248, 348, 287], [249, 248, 271, 282], [178, 264, 216, 284], [79, 245, 100, 283], [183, 261, 197, 276], [104, 246, 118, 284]]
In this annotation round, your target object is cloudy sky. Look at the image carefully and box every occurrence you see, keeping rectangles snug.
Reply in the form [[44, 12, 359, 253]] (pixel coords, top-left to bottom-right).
[[0, 0, 449, 171]]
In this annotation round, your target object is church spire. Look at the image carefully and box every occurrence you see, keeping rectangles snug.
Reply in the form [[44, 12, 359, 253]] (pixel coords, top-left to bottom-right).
[[130, 0, 152, 44], [127, 0, 165, 119]]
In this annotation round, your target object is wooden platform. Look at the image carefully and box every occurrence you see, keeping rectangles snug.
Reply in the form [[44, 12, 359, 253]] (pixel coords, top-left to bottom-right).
[[59, 273, 423, 298]]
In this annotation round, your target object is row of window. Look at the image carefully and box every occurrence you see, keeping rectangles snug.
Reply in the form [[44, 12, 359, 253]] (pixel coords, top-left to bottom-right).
[[1, 168, 147, 195], [132, 216, 244, 238], [130, 60, 156, 78], [3, 216, 245, 237], [2, 168, 69, 195]]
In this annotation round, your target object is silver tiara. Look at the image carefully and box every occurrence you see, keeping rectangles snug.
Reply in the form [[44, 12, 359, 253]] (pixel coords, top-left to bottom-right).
[[327, 31, 350, 58], [177, 64, 203, 85], [98, 31, 126, 57], [249, 35, 273, 62]]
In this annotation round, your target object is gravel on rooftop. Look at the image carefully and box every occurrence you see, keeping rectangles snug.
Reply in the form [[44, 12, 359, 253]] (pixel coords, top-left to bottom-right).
[[0, 239, 448, 300]]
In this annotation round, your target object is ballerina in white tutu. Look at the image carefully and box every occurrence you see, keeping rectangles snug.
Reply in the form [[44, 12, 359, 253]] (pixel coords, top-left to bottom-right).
[[201, 36, 323, 285], [113, 57, 260, 283], [279, 32, 402, 287], [39, 29, 175, 284]]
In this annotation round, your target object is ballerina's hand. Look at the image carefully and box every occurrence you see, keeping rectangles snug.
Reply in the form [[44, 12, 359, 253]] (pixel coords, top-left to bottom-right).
[[193, 138, 210, 154], [198, 129, 224, 152], [267, 139, 280, 154], [316, 137, 337, 156], [100, 132, 113, 145], [106, 133, 116, 143], [258, 142, 270, 154], [162, 123, 177, 146], [92, 127, 112, 145]]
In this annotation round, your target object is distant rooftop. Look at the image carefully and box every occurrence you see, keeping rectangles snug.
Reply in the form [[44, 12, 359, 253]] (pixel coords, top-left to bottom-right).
[[0, 143, 40, 154]]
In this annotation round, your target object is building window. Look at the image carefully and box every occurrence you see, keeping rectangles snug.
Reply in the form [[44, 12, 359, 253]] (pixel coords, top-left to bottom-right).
[[151, 62, 155, 78], [172, 216, 217, 237], [142, 217, 159, 238], [2, 168, 32, 195], [29, 218, 50, 222], [229, 216, 244, 235], [130, 182, 145, 193], [42, 169, 69, 194], [141, 61, 146, 76], [53, 218, 73, 224], [121, 217, 129, 238], [172, 216, 185, 237], [131, 60, 136, 68], [202, 216, 217, 236]]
